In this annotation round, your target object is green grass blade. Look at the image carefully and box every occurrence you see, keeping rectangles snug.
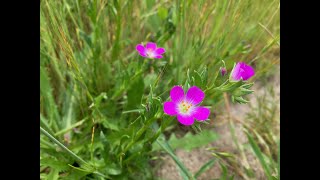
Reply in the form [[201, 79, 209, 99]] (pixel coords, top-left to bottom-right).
[[194, 159, 216, 178], [54, 118, 88, 136], [40, 114, 55, 135], [156, 139, 194, 180], [245, 130, 273, 180], [220, 162, 228, 180]]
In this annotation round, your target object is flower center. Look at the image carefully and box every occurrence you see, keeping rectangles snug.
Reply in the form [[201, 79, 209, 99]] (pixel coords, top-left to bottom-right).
[[146, 48, 154, 57], [178, 100, 193, 114]]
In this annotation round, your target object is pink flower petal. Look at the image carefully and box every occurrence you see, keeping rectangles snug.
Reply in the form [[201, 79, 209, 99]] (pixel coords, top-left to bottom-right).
[[139, 52, 147, 57], [230, 62, 254, 81], [177, 114, 194, 126], [136, 44, 145, 53], [193, 107, 210, 121], [154, 55, 163, 59], [155, 48, 166, 55], [231, 62, 242, 81], [186, 86, 205, 105], [241, 64, 255, 80], [163, 101, 177, 115], [146, 42, 157, 51], [170, 86, 185, 103]]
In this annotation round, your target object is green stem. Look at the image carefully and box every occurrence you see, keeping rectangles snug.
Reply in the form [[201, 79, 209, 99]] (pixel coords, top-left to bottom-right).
[[149, 116, 174, 143], [120, 116, 157, 156], [205, 79, 229, 93]]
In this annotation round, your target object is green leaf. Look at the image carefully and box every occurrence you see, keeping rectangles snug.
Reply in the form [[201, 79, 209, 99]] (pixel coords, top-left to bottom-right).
[[245, 168, 255, 178], [220, 162, 228, 180], [47, 168, 59, 180], [143, 87, 162, 119], [68, 164, 94, 173], [40, 114, 55, 135], [91, 92, 108, 109], [242, 82, 254, 89], [40, 66, 52, 94], [40, 127, 91, 168], [102, 118, 119, 131], [245, 130, 273, 180], [183, 75, 191, 92], [61, 89, 75, 140], [156, 139, 194, 179], [40, 67, 60, 131], [153, 130, 219, 151], [40, 157, 70, 172], [232, 87, 254, 97], [194, 159, 216, 178], [99, 131, 111, 164], [179, 168, 189, 180], [200, 66, 208, 87], [192, 70, 203, 87], [55, 118, 88, 136], [105, 163, 122, 175], [231, 96, 249, 104], [60, 169, 89, 179], [144, 73, 157, 87], [40, 173, 47, 179], [78, 29, 92, 47], [127, 76, 144, 109], [218, 80, 244, 92], [158, 7, 168, 20]]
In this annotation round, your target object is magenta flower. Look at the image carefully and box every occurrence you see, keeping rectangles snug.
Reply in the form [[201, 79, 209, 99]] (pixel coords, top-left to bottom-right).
[[136, 42, 165, 59], [163, 86, 210, 126], [230, 62, 255, 81], [220, 67, 227, 76]]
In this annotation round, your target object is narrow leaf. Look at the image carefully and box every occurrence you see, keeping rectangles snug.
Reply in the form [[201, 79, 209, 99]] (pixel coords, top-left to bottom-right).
[[194, 159, 216, 178]]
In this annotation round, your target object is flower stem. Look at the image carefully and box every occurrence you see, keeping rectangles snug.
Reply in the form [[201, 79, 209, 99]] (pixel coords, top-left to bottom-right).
[[205, 79, 229, 93], [149, 116, 174, 143], [119, 116, 157, 156]]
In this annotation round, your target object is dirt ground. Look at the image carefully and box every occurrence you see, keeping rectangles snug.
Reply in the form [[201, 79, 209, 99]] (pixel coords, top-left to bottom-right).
[[155, 66, 280, 180]]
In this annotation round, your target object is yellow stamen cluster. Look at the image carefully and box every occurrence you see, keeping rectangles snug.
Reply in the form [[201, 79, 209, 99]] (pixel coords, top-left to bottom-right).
[[179, 100, 192, 113]]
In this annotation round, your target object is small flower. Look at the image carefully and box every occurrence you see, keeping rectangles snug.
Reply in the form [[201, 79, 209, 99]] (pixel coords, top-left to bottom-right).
[[163, 86, 210, 126], [230, 62, 255, 81], [220, 67, 227, 76], [136, 42, 166, 59]]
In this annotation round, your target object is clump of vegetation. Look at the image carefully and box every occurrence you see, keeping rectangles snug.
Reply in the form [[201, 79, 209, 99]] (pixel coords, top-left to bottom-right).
[[40, 0, 279, 179]]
